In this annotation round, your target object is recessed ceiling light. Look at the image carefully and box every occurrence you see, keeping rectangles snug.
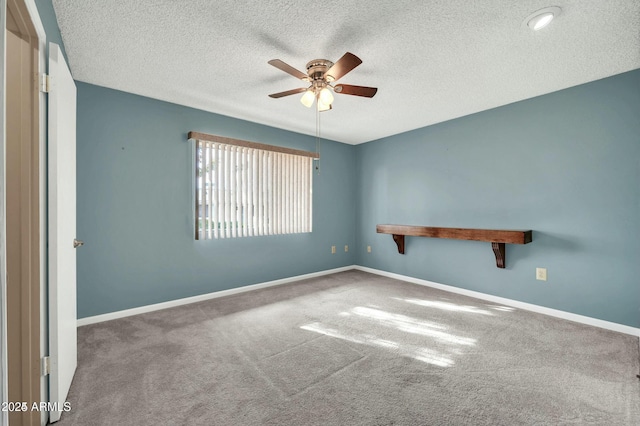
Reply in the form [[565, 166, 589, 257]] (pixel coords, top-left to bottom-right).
[[524, 6, 562, 31]]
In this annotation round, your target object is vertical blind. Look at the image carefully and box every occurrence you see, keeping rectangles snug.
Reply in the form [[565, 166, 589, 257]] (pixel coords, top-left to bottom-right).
[[190, 132, 317, 240]]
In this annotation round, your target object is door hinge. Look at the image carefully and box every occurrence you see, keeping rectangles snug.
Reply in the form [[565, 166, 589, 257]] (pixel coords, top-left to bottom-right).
[[40, 74, 51, 93], [41, 356, 50, 376]]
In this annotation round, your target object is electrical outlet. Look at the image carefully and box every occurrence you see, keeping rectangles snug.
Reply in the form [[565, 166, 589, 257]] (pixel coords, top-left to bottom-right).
[[331, 246, 336, 254], [344, 245, 349, 252], [536, 268, 547, 281], [367, 245, 372, 253]]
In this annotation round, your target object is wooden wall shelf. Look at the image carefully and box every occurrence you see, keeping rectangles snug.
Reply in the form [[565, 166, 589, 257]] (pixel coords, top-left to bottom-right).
[[376, 225, 532, 269]]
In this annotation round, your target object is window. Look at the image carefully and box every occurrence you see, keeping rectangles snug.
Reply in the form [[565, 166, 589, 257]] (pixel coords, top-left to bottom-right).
[[189, 132, 318, 240]]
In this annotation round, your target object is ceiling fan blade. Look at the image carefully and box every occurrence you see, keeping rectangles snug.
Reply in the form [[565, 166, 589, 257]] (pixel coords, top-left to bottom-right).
[[324, 52, 362, 82], [268, 59, 308, 80], [334, 84, 377, 98], [268, 87, 307, 98]]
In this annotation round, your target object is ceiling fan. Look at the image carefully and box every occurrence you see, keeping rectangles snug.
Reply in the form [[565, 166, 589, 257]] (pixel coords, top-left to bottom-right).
[[268, 52, 377, 111]]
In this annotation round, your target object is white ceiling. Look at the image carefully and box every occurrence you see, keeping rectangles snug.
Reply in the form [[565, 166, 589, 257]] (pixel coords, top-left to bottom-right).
[[52, 0, 640, 145]]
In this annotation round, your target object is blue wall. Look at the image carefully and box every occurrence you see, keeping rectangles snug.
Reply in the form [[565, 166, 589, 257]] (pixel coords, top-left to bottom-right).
[[75, 83, 356, 317], [356, 69, 640, 328]]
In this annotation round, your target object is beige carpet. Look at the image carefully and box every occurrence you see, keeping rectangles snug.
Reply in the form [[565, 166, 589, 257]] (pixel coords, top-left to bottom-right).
[[55, 270, 640, 425]]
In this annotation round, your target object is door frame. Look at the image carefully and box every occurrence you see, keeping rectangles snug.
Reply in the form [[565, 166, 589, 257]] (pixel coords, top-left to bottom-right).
[[0, 1, 7, 424], [2, 0, 47, 425]]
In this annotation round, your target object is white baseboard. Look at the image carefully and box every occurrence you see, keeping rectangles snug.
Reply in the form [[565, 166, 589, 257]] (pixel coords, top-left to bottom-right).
[[78, 264, 640, 337], [77, 266, 354, 326], [354, 266, 640, 337]]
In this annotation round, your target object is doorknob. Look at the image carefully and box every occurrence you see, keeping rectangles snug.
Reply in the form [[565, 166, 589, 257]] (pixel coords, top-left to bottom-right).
[[73, 239, 84, 248]]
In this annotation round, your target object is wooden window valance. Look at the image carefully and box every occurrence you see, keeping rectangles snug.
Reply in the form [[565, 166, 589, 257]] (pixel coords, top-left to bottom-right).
[[188, 131, 319, 158]]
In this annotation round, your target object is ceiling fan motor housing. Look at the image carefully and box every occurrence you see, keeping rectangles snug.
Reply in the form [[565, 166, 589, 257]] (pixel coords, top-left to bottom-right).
[[306, 59, 334, 82]]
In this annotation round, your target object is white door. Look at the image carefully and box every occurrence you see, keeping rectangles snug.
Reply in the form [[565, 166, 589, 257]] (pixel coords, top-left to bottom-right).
[[48, 42, 77, 424]]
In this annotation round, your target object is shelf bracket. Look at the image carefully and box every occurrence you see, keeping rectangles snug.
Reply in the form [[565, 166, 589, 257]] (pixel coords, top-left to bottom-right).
[[392, 234, 405, 254], [491, 242, 506, 269]]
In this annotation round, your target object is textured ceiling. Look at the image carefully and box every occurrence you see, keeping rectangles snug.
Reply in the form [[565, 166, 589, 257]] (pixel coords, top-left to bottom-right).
[[52, 0, 640, 145]]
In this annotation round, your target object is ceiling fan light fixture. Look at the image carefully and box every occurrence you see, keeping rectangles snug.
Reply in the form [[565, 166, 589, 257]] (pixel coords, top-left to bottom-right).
[[300, 90, 315, 108], [318, 87, 334, 105], [525, 6, 561, 31]]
